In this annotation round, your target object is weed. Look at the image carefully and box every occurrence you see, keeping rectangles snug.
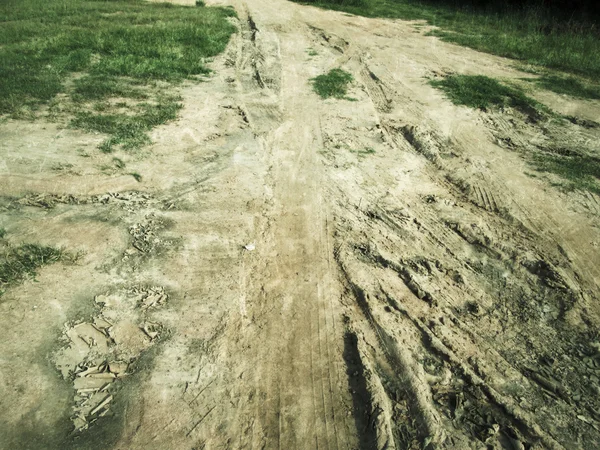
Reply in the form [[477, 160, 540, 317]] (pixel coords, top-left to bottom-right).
[[530, 74, 600, 100], [307, 48, 319, 56], [294, 0, 600, 78], [51, 162, 74, 172], [196, 0, 206, 6], [130, 172, 142, 182], [312, 68, 354, 99], [112, 157, 125, 169], [430, 75, 542, 115], [0, 229, 6, 239], [0, 244, 64, 295], [351, 147, 376, 157]]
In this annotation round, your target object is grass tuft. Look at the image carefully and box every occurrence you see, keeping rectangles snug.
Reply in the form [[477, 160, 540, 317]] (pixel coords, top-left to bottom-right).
[[112, 157, 126, 169], [0, 244, 65, 295], [430, 75, 542, 115], [312, 68, 354, 99], [130, 172, 142, 182]]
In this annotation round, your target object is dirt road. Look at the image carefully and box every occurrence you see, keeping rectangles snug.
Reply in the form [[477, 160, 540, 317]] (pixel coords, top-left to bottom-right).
[[1, 0, 600, 448]]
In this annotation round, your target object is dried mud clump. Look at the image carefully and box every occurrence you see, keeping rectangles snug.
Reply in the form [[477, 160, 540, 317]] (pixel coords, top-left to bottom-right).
[[53, 286, 168, 432]]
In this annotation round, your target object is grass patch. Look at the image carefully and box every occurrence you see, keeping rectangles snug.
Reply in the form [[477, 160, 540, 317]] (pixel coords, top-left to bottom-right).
[[430, 75, 542, 115], [429, 74, 600, 193], [0, 243, 65, 295], [0, 0, 236, 150], [72, 76, 148, 102], [293, 0, 600, 78], [530, 151, 600, 195], [130, 172, 142, 182], [312, 68, 354, 99], [71, 95, 182, 152], [529, 74, 600, 100]]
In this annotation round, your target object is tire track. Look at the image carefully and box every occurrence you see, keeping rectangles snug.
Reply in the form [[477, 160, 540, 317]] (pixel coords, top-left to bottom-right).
[[359, 61, 394, 114]]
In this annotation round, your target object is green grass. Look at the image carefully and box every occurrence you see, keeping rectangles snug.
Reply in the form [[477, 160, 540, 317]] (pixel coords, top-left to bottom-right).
[[430, 75, 542, 115], [530, 151, 600, 195], [72, 76, 148, 102], [71, 96, 182, 152], [0, 0, 236, 150], [312, 68, 354, 99], [0, 243, 65, 295], [294, 0, 600, 78], [429, 74, 600, 193], [529, 74, 600, 100]]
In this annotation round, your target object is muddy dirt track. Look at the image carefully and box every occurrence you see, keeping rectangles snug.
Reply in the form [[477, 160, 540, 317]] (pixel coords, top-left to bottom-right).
[[2, 0, 600, 448]]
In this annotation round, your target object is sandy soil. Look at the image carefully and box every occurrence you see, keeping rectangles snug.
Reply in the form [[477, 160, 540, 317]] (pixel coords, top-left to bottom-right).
[[1, 0, 600, 449]]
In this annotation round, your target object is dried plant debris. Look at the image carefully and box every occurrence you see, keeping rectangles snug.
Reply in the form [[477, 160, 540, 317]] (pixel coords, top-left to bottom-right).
[[8, 191, 158, 211], [53, 286, 168, 432], [127, 213, 178, 256], [133, 286, 168, 310], [3, 191, 182, 215]]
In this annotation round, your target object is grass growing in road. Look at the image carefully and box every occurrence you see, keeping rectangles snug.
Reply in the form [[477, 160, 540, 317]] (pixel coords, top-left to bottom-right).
[[429, 74, 600, 194], [312, 69, 354, 99], [294, 0, 600, 78], [351, 147, 376, 157], [0, 0, 236, 151], [530, 152, 600, 195], [130, 172, 143, 182], [430, 75, 541, 115], [0, 243, 65, 295], [72, 96, 182, 152], [529, 74, 600, 100]]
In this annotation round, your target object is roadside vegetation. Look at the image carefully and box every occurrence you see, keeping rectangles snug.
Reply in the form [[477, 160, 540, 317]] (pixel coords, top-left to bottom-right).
[[430, 75, 542, 113], [531, 152, 600, 195], [526, 74, 600, 100], [0, 0, 236, 151], [431, 74, 600, 194], [312, 68, 355, 99], [294, 0, 600, 82]]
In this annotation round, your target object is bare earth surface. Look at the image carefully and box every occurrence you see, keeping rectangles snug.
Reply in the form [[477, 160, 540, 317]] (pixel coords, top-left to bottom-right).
[[1, 0, 600, 449]]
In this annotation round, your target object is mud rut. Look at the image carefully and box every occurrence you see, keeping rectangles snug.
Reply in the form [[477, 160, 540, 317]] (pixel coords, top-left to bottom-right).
[[1, 0, 600, 449]]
